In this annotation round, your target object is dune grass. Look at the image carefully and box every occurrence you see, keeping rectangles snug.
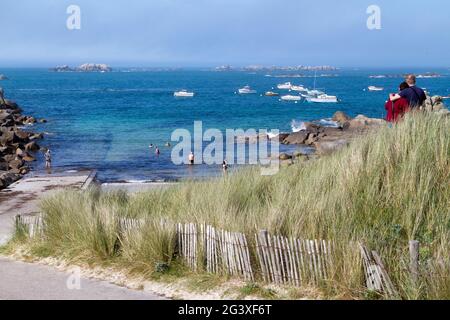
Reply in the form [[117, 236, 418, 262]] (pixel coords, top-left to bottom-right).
[[13, 112, 450, 299]]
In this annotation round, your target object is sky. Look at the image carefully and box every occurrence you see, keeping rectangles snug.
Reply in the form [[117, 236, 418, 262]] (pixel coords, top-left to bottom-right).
[[1, 0, 449, 68]]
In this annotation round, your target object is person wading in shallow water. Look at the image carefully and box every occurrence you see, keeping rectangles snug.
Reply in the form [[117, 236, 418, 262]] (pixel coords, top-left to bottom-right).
[[222, 160, 229, 174], [188, 152, 195, 165], [0, 87, 5, 105], [44, 149, 52, 170], [155, 146, 160, 156]]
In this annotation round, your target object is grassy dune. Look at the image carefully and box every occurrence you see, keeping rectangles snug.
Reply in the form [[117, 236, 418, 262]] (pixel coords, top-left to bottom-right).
[[14, 112, 450, 299]]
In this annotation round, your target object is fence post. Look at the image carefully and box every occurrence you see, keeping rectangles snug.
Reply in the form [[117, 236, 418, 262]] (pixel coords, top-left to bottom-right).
[[409, 240, 420, 282]]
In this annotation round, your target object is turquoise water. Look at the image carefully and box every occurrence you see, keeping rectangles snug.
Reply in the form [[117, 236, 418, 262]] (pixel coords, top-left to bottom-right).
[[1, 68, 448, 181]]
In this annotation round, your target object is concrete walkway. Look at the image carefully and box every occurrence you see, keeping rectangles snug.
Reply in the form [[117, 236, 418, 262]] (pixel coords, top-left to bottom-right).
[[0, 171, 171, 300], [0, 257, 165, 300], [0, 171, 93, 245]]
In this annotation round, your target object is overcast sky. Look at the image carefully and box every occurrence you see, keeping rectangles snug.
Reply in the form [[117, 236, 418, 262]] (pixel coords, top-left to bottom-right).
[[1, 0, 449, 67]]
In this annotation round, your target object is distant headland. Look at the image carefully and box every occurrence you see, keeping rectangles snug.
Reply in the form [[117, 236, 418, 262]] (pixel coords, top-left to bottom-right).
[[214, 65, 338, 72], [50, 63, 112, 72]]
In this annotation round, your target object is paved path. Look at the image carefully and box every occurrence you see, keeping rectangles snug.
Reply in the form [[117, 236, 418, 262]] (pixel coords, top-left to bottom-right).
[[0, 171, 92, 245], [0, 171, 170, 300], [0, 257, 165, 300]]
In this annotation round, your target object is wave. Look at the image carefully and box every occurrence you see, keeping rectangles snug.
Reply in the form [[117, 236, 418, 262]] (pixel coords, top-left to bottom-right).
[[318, 119, 339, 128], [291, 120, 306, 132]]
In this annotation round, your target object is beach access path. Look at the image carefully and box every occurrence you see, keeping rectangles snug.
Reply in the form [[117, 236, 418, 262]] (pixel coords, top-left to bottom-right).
[[0, 170, 93, 246], [0, 170, 167, 300]]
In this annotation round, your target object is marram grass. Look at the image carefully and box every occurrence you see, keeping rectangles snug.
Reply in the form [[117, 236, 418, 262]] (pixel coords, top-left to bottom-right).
[[16, 113, 450, 299]]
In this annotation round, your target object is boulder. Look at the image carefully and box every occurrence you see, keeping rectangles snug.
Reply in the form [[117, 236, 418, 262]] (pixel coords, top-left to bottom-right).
[[305, 133, 318, 145], [15, 148, 24, 156], [23, 116, 36, 124], [272, 133, 289, 142], [283, 132, 308, 145], [279, 153, 292, 160], [22, 154, 36, 162], [8, 159, 24, 170], [14, 129, 31, 141], [29, 133, 44, 140], [0, 171, 21, 189], [25, 141, 40, 152], [332, 111, 351, 124]]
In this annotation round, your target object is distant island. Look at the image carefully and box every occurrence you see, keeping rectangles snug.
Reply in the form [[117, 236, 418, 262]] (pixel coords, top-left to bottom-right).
[[50, 63, 112, 72], [214, 65, 338, 72], [369, 72, 442, 79]]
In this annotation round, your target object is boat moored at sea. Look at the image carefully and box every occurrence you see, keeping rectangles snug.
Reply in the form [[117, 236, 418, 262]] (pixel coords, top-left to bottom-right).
[[290, 85, 307, 92], [277, 82, 292, 90], [306, 94, 339, 103], [280, 95, 302, 102], [265, 91, 280, 96], [238, 86, 257, 94], [174, 90, 195, 97], [368, 86, 384, 91]]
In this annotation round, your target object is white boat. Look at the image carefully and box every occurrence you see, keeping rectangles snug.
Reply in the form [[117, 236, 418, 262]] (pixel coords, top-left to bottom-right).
[[277, 82, 292, 90], [238, 86, 257, 94], [291, 85, 307, 92], [368, 86, 384, 91], [306, 94, 338, 103], [281, 95, 302, 102], [174, 90, 195, 97], [265, 91, 279, 96], [306, 89, 324, 97]]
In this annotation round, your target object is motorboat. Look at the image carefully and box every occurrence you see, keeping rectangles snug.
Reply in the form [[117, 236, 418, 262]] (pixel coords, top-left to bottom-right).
[[306, 94, 338, 103], [291, 85, 307, 92], [265, 91, 280, 96], [238, 86, 257, 94], [305, 89, 324, 97], [281, 95, 302, 102], [277, 82, 292, 90], [174, 90, 195, 97], [368, 86, 384, 91]]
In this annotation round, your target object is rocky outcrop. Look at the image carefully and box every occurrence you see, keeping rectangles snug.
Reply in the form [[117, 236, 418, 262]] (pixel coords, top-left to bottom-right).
[[423, 96, 449, 114], [0, 89, 44, 189], [280, 111, 386, 157], [51, 63, 112, 72], [0, 74, 8, 81]]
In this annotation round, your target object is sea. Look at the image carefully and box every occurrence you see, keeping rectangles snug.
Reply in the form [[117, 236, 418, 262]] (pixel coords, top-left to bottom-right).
[[1, 67, 448, 182]]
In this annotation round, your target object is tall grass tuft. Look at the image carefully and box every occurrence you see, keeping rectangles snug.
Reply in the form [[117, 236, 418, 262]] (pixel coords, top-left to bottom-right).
[[18, 112, 449, 298]]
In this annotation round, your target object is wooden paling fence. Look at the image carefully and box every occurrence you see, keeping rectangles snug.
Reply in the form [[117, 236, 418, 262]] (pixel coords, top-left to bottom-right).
[[15, 214, 43, 238], [177, 223, 254, 281], [15, 215, 400, 295], [359, 244, 397, 297], [255, 230, 332, 286]]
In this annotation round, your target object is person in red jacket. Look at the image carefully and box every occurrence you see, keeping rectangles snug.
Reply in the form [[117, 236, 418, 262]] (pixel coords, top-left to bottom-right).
[[385, 82, 410, 122]]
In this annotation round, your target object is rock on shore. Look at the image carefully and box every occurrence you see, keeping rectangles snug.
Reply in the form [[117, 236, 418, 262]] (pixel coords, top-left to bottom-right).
[[0, 89, 44, 189]]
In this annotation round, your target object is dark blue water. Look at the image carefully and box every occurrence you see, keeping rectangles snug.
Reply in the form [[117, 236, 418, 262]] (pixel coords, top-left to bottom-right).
[[1, 68, 448, 181]]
